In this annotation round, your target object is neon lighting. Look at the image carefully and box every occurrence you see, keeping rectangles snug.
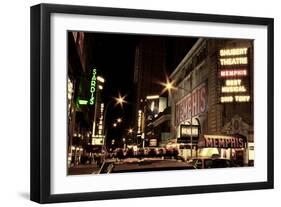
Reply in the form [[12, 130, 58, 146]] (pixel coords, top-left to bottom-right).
[[221, 86, 246, 93], [221, 96, 234, 103], [89, 68, 97, 105], [225, 79, 242, 86], [78, 100, 88, 105], [235, 95, 250, 102], [220, 57, 248, 65], [97, 76, 105, 83], [220, 48, 248, 56], [146, 95, 159, 99], [220, 69, 247, 77], [221, 95, 250, 103]]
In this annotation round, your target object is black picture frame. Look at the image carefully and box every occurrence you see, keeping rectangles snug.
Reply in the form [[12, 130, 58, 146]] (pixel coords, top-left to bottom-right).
[[30, 3, 274, 204]]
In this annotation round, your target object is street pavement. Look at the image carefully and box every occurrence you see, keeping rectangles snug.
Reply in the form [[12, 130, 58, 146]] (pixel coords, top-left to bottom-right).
[[68, 164, 100, 175]]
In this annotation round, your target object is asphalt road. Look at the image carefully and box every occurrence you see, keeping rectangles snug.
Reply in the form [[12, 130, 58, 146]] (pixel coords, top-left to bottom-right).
[[68, 164, 100, 175]]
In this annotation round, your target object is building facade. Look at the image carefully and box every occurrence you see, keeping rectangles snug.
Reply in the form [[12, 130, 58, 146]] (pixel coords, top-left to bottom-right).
[[133, 37, 197, 146], [67, 32, 105, 167], [143, 95, 171, 147], [168, 38, 254, 165]]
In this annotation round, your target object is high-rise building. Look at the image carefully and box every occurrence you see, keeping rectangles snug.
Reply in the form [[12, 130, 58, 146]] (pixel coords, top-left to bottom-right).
[[67, 32, 105, 167], [133, 36, 197, 145]]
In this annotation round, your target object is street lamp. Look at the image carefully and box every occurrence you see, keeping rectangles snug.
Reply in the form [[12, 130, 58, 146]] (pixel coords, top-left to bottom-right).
[[112, 118, 122, 128], [165, 82, 173, 91], [162, 79, 187, 93], [122, 138, 126, 150], [127, 128, 133, 148], [97, 76, 105, 83], [103, 93, 127, 150], [161, 77, 195, 158], [128, 128, 133, 134], [160, 78, 177, 95], [114, 93, 127, 108]]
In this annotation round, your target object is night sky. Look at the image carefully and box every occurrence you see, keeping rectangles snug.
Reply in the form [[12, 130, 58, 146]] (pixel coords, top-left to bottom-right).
[[86, 33, 137, 141], [83, 32, 197, 145]]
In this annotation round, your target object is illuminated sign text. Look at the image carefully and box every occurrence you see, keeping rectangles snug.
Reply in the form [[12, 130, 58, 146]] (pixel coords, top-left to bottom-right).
[[220, 57, 248, 65], [220, 48, 248, 56], [221, 86, 246, 93], [89, 68, 97, 105], [220, 69, 247, 77], [137, 110, 142, 134], [180, 125, 199, 137], [219, 47, 250, 103], [198, 135, 246, 148], [175, 83, 206, 125], [225, 79, 242, 86], [221, 95, 250, 103]]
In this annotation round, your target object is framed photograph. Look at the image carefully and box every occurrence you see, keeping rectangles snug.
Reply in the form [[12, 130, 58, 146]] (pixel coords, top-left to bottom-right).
[[30, 3, 274, 203]]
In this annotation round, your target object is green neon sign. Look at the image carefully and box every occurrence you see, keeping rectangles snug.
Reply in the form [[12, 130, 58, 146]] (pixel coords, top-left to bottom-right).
[[89, 68, 97, 105], [78, 99, 88, 105]]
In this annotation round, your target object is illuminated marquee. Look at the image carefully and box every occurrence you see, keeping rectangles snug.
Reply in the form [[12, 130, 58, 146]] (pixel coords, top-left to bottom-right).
[[220, 78, 249, 101], [198, 135, 246, 148], [180, 125, 199, 137], [219, 47, 250, 103], [219, 47, 248, 66], [89, 68, 97, 105]]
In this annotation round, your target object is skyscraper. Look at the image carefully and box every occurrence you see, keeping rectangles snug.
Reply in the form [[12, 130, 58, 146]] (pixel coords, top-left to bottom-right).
[[133, 36, 197, 145]]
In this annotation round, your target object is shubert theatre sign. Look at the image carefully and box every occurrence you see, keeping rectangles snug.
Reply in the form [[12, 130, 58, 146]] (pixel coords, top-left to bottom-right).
[[219, 47, 251, 103]]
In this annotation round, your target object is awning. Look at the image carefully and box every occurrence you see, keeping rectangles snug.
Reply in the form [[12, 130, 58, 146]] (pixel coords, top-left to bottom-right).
[[198, 134, 246, 148]]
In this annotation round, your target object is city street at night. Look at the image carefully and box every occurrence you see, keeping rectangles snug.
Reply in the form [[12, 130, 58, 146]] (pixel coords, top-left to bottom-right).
[[67, 31, 254, 175]]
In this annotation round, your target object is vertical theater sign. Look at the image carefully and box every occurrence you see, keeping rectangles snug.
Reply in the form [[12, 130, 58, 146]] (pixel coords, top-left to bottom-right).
[[219, 48, 251, 103], [175, 83, 207, 126], [175, 83, 207, 146], [89, 68, 97, 105]]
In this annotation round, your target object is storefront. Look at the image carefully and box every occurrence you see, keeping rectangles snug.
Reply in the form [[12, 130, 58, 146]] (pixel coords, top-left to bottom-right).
[[198, 134, 247, 166]]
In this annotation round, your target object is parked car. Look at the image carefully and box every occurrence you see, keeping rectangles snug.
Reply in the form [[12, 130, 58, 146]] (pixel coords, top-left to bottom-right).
[[98, 159, 195, 174], [136, 148, 145, 159], [191, 157, 236, 169], [147, 148, 157, 157], [164, 148, 179, 159]]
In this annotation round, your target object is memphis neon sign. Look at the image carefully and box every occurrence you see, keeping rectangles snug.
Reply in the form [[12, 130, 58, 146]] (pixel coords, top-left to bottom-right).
[[220, 69, 247, 77]]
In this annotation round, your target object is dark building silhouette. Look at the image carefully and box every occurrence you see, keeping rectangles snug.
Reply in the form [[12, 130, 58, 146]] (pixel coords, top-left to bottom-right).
[[133, 36, 197, 145]]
